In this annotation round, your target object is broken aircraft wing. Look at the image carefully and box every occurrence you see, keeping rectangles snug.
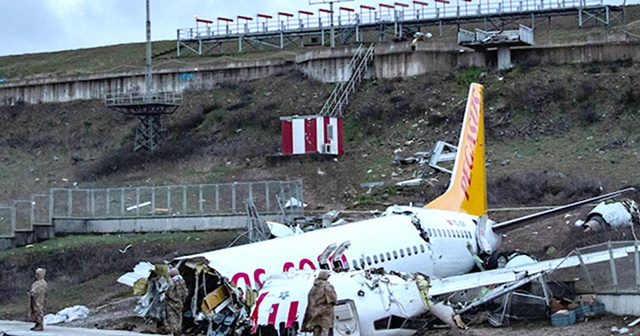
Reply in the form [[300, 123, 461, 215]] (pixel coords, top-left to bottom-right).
[[429, 244, 633, 296]]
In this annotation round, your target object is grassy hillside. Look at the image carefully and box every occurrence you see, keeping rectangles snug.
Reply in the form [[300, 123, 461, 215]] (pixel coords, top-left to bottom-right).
[[1, 61, 639, 210]]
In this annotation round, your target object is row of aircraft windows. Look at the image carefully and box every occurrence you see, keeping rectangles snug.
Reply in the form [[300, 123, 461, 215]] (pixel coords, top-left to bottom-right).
[[352, 228, 474, 269], [426, 228, 474, 240]]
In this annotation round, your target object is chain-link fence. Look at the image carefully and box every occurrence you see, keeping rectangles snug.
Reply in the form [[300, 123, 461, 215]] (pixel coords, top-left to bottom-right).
[[0, 207, 13, 238], [50, 179, 303, 219]]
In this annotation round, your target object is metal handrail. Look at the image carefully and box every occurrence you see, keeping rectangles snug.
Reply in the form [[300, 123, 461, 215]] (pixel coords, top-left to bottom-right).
[[321, 43, 375, 118]]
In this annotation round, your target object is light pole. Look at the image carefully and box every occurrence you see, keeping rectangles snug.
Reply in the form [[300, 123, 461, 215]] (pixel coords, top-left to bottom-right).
[[309, 0, 354, 48]]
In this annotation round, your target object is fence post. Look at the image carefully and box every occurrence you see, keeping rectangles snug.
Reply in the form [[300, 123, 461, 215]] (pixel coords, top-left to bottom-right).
[[183, 186, 187, 215], [106, 189, 110, 216], [167, 187, 171, 215], [91, 190, 95, 216], [49, 189, 54, 221], [67, 189, 72, 217], [265, 183, 270, 213], [86, 191, 90, 217], [121, 189, 125, 216], [136, 187, 141, 217], [199, 185, 204, 214], [30, 197, 35, 229], [215, 185, 220, 214], [635, 240, 639, 293], [232, 183, 237, 213], [151, 188, 156, 216], [607, 241, 619, 293]]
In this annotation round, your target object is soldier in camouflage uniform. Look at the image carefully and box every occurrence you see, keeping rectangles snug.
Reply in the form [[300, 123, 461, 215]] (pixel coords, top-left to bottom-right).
[[28, 268, 48, 331], [301, 270, 337, 336], [164, 268, 189, 336]]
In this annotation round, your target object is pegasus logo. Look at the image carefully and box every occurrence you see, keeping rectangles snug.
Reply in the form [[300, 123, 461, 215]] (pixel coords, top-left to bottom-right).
[[459, 86, 482, 200]]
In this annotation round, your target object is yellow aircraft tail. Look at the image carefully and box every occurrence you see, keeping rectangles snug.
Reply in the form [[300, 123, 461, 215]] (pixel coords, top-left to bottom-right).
[[425, 83, 487, 216]]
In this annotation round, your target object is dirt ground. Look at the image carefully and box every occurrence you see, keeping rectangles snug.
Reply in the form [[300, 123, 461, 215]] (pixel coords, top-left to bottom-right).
[[431, 315, 638, 336], [56, 295, 637, 336]]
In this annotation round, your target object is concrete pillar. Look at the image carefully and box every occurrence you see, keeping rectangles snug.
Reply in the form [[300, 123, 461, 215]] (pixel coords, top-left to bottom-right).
[[497, 46, 512, 70]]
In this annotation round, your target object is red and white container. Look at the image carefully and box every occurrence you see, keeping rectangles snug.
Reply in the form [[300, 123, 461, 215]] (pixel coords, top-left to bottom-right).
[[280, 115, 343, 155]]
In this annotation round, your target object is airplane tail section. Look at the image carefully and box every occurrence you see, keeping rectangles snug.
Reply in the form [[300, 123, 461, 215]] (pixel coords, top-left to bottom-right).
[[425, 83, 487, 216]]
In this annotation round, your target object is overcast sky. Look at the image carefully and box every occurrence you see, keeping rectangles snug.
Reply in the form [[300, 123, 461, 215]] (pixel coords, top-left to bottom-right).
[[0, 0, 629, 57]]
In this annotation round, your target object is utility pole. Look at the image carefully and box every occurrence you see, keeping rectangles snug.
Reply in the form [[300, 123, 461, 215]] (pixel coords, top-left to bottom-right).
[[145, 0, 152, 100]]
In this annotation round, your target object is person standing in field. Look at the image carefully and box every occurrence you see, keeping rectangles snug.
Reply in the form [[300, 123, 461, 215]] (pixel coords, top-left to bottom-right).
[[28, 268, 48, 331]]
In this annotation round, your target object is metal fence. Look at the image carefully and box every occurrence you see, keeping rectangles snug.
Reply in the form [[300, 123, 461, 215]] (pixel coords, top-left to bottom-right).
[[0, 207, 13, 238], [177, 0, 603, 39], [0, 179, 303, 238], [50, 179, 303, 219], [551, 241, 640, 294]]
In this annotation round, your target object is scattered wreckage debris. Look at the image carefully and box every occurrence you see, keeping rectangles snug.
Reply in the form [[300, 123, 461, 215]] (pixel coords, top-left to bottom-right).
[[119, 260, 251, 336], [118, 242, 637, 336], [393, 141, 456, 186], [576, 199, 640, 233]]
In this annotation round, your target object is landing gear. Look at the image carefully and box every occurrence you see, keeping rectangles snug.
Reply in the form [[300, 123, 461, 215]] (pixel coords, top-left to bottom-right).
[[484, 251, 508, 270]]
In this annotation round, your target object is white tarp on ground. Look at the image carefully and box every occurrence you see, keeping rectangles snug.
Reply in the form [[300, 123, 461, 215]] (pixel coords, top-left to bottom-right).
[[43, 306, 90, 325]]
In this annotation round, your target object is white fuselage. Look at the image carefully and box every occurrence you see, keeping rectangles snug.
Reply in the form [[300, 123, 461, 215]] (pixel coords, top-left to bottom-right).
[[254, 269, 430, 336], [177, 206, 480, 290]]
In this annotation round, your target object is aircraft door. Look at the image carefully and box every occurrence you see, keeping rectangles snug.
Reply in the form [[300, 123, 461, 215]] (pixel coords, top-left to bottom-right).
[[333, 299, 360, 336]]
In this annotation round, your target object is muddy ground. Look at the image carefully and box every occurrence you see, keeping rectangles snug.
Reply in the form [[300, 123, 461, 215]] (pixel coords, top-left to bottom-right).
[[57, 295, 638, 336]]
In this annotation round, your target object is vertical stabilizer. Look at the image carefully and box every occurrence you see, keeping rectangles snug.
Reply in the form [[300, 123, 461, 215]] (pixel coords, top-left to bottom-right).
[[425, 83, 486, 216]]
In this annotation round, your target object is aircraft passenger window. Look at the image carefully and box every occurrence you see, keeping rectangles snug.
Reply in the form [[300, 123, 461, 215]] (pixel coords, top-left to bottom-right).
[[456, 230, 461, 238], [373, 255, 379, 264], [352, 260, 359, 270], [386, 252, 391, 260], [393, 251, 398, 259], [406, 247, 412, 256], [427, 228, 432, 236], [380, 253, 385, 262], [413, 246, 418, 254], [436, 229, 441, 237], [448, 230, 452, 238], [366, 256, 372, 265], [420, 245, 425, 253], [400, 249, 405, 258], [360, 258, 365, 268]]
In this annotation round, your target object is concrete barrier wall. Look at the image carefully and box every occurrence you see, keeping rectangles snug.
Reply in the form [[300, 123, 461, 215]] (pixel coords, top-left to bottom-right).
[[53, 215, 280, 234], [598, 294, 640, 315], [1, 41, 640, 105], [0, 59, 293, 105], [511, 42, 640, 65]]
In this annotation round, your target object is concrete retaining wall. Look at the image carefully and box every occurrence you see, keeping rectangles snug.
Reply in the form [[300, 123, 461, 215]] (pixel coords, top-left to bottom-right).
[[295, 41, 640, 83], [53, 215, 280, 234], [0, 59, 293, 105], [1, 41, 639, 105], [598, 294, 640, 315]]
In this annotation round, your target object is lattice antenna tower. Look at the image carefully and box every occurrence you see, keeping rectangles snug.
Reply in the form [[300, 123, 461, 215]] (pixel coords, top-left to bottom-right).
[[105, 0, 182, 151], [309, 0, 354, 48]]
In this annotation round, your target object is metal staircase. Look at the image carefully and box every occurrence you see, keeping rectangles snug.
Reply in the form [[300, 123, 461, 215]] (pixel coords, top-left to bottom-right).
[[339, 17, 360, 45], [319, 43, 375, 117]]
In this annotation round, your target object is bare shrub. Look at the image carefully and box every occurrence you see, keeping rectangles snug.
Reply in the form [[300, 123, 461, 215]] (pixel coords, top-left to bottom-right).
[[488, 172, 604, 207], [376, 81, 396, 95], [576, 80, 598, 103], [578, 103, 599, 124]]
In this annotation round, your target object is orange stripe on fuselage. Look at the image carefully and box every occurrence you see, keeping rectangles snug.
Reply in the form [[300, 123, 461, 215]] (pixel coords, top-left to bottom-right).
[[425, 83, 487, 216]]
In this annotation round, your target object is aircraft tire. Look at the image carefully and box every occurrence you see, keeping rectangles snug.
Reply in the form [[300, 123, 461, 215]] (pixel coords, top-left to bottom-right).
[[484, 251, 508, 270]]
